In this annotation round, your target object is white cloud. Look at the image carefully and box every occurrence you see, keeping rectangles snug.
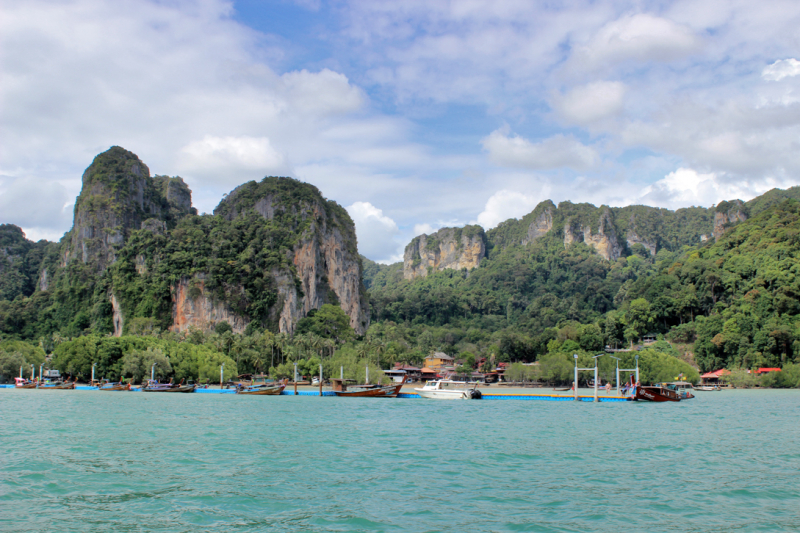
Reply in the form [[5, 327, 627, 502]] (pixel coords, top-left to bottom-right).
[[346, 201, 402, 263], [553, 81, 626, 125], [0, 176, 73, 237], [476, 190, 541, 229], [413, 223, 437, 236], [178, 136, 289, 184], [280, 69, 365, 115], [482, 128, 599, 170], [636, 167, 798, 210], [762, 59, 800, 82], [570, 13, 701, 70]]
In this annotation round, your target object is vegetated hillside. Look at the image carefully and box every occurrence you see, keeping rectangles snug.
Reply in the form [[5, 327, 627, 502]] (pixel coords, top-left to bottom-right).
[[365, 194, 800, 375], [0, 146, 369, 342]]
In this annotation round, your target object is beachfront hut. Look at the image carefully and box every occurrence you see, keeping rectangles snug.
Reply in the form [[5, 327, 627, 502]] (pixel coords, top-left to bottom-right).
[[755, 367, 782, 375], [419, 367, 439, 381]]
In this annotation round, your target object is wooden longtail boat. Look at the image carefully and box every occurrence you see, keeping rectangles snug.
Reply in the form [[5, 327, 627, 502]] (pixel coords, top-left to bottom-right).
[[634, 385, 681, 402], [332, 376, 406, 398], [141, 379, 196, 393], [14, 377, 37, 389], [37, 379, 77, 390], [236, 379, 287, 395], [98, 381, 131, 391]]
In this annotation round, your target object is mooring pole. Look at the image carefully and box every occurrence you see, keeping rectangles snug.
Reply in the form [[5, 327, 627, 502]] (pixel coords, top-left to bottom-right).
[[319, 364, 323, 396], [573, 354, 579, 401], [594, 359, 599, 402], [610, 356, 620, 396]]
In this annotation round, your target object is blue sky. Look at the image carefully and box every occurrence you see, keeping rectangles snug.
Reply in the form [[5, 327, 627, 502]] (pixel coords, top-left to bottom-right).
[[2, 0, 800, 262]]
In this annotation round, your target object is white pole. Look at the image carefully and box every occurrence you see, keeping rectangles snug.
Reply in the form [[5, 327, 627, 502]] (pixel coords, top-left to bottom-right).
[[594, 359, 599, 402], [220, 363, 224, 388], [616, 361, 620, 396], [151, 363, 156, 382], [92, 363, 96, 385], [573, 354, 579, 401], [294, 363, 298, 383], [31, 364, 35, 381], [635, 356, 640, 384]]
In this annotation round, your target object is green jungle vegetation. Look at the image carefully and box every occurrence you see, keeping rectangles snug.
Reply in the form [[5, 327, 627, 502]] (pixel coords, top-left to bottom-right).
[[2, 162, 800, 387]]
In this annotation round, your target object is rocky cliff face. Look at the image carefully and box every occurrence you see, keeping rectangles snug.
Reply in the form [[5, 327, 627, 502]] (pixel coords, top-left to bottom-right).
[[563, 208, 622, 261], [63, 147, 193, 271], [169, 275, 249, 334], [522, 202, 555, 245], [212, 178, 370, 336], [403, 226, 487, 280], [713, 200, 748, 241]]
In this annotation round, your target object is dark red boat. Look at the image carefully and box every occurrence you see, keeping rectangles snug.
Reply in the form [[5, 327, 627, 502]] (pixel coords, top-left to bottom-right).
[[635, 385, 681, 402]]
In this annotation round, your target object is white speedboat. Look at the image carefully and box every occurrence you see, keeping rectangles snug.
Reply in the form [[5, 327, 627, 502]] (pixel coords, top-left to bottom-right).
[[414, 379, 482, 400]]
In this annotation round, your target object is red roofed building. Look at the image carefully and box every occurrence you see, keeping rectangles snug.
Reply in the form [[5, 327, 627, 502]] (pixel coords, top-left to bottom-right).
[[755, 367, 781, 374], [700, 369, 730, 384]]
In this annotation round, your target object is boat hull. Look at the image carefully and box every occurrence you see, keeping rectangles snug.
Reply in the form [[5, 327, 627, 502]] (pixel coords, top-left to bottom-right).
[[415, 389, 469, 400], [635, 386, 680, 402], [142, 384, 196, 393], [236, 385, 285, 395], [38, 382, 76, 390], [99, 384, 131, 391]]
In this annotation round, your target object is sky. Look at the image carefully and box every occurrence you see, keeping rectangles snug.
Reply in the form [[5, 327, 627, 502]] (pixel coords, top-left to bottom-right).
[[2, 0, 800, 263]]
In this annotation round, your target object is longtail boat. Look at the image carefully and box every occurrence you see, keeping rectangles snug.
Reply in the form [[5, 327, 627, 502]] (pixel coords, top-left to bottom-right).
[[14, 377, 37, 389], [141, 379, 196, 393], [98, 380, 131, 391], [332, 376, 406, 398], [634, 385, 681, 402], [236, 379, 287, 395], [37, 379, 77, 390]]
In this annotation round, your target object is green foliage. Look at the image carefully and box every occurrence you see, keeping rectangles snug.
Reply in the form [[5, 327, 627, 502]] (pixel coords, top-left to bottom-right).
[[51, 335, 236, 383], [295, 304, 355, 343]]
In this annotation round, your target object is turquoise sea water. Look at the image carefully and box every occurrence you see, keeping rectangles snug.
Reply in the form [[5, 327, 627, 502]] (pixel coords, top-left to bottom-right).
[[1, 389, 799, 532]]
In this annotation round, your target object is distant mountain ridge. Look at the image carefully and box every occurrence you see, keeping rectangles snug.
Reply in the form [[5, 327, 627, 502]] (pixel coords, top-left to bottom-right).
[[384, 188, 800, 282]]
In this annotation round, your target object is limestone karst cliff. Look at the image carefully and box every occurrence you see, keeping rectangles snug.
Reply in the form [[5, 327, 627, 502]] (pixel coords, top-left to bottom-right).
[[213, 178, 370, 335], [563, 208, 622, 261], [713, 200, 748, 241], [63, 146, 194, 271], [403, 226, 487, 280]]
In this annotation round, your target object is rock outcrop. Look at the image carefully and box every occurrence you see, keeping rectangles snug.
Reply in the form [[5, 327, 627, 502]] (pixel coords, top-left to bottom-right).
[[170, 275, 248, 334], [212, 178, 370, 335], [626, 229, 657, 256], [713, 200, 748, 241], [63, 146, 193, 271], [403, 226, 487, 280], [522, 201, 555, 245], [563, 208, 622, 261]]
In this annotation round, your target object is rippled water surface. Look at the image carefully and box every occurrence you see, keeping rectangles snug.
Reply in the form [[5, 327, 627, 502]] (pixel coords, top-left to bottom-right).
[[2, 389, 799, 532]]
